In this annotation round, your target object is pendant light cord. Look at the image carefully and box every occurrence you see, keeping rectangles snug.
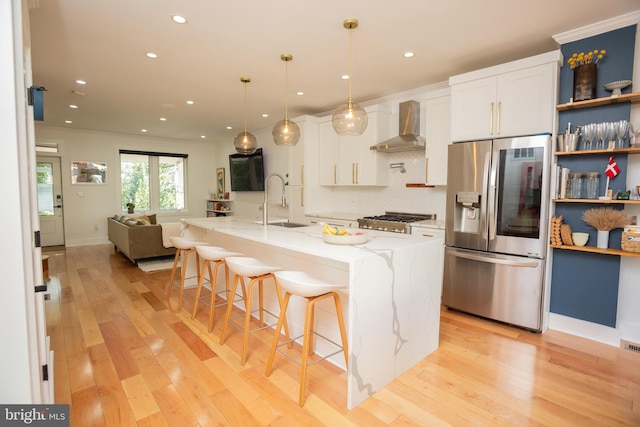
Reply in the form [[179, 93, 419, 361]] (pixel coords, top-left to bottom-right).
[[243, 81, 248, 133], [284, 60, 289, 120], [348, 25, 353, 102]]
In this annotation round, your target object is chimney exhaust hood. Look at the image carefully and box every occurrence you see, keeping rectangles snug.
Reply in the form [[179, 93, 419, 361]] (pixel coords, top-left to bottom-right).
[[370, 100, 425, 152]]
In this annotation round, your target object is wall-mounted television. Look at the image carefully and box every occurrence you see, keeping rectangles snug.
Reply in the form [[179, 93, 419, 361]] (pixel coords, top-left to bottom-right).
[[229, 148, 265, 191]]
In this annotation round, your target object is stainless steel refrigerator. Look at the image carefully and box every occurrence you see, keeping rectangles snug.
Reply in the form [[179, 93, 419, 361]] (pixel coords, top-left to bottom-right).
[[443, 134, 551, 331]]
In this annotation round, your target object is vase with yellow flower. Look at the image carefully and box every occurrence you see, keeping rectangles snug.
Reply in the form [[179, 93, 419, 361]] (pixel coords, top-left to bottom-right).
[[568, 49, 606, 102]]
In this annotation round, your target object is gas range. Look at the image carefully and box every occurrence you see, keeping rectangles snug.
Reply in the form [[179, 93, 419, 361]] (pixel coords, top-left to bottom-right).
[[357, 212, 437, 234]]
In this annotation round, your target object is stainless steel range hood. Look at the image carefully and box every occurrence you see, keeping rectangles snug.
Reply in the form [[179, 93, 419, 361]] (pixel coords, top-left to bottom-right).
[[370, 100, 425, 152]]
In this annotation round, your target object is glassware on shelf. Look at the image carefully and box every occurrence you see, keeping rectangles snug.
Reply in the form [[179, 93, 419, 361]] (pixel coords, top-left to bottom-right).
[[595, 122, 608, 150], [615, 120, 630, 148], [568, 172, 583, 199], [584, 172, 600, 199], [605, 122, 617, 150], [581, 123, 595, 150]]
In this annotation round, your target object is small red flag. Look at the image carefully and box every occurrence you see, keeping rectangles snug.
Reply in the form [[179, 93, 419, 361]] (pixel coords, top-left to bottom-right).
[[605, 156, 620, 179]]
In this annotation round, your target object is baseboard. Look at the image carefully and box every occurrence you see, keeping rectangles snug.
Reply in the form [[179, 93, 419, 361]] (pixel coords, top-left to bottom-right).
[[64, 237, 111, 247], [548, 313, 620, 347]]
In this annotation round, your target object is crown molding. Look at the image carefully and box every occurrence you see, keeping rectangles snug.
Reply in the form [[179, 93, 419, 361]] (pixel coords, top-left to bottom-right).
[[553, 10, 640, 45]]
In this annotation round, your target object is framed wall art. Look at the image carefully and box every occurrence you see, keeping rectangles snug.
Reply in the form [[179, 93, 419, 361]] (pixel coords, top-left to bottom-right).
[[216, 167, 225, 197], [71, 161, 107, 184]]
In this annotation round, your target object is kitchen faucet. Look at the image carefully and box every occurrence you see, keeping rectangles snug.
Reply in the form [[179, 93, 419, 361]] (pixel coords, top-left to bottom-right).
[[263, 173, 287, 225]]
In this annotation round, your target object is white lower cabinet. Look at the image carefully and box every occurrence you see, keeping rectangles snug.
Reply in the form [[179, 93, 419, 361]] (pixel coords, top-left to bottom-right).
[[288, 186, 306, 223], [318, 105, 391, 186]]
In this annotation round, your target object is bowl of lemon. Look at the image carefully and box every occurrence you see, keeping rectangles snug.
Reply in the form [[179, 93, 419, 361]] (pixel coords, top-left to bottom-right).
[[322, 224, 367, 245]]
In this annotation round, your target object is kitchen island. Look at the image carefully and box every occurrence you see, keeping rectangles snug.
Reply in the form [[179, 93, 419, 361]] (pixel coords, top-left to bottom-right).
[[182, 217, 444, 409]]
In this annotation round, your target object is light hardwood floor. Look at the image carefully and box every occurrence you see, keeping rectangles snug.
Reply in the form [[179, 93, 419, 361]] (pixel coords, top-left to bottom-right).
[[44, 244, 640, 426]]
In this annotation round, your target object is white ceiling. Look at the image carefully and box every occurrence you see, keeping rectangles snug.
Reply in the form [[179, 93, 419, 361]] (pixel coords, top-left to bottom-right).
[[28, 1, 640, 144]]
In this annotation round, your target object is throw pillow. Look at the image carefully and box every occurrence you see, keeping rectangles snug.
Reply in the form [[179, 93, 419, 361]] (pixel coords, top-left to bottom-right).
[[131, 214, 151, 225], [112, 214, 122, 221], [147, 213, 157, 225], [118, 216, 129, 223]]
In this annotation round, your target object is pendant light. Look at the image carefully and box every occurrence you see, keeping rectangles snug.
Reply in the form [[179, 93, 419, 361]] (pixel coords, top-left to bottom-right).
[[234, 77, 258, 155], [332, 18, 368, 136], [272, 54, 300, 146]]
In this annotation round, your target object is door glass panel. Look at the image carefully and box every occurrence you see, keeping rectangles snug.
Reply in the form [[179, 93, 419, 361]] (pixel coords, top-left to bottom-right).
[[36, 162, 54, 216], [495, 147, 544, 239]]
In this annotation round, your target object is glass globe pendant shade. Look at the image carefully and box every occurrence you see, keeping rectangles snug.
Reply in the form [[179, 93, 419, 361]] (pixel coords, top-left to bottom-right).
[[272, 118, 300, 146], [233, 130, 257, 155], [332, 98, 368, 135], [333, 19, 367, 136], [234, 77, 258, 155]]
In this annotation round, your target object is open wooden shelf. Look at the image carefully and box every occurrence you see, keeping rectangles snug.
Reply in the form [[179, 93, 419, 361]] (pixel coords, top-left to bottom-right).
[[552, 244, 640, 258], [554, 198, 640, 205], [555, 147, 640, 156], [556, 92, 640, 111]]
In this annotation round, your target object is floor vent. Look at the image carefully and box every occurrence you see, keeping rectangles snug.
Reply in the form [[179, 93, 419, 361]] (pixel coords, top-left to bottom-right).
[[622, 341, 640, 353]]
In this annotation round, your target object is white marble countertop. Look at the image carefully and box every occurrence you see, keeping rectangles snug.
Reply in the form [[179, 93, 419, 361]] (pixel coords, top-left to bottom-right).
[[183, 216, 440, 263], [305, 211, 369, 221]]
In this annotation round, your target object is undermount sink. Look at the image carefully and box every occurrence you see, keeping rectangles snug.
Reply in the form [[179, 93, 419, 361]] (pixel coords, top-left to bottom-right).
[[269, 221, 309, 228]]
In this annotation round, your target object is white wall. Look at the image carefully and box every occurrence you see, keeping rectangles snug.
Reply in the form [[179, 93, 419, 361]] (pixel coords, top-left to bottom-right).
[[35, 126, 217, 246]]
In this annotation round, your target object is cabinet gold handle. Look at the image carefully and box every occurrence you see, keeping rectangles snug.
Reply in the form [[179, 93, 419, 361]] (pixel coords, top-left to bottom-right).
[[352, 163, 355, 184], [425, 157, 429, 184], [490, 102, 494, 135], [497, 101, 501, 134], [356, 163, 359, 184]]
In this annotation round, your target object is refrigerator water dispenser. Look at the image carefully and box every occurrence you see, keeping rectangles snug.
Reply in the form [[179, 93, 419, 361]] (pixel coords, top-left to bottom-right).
[[456, 191, 481, 234]]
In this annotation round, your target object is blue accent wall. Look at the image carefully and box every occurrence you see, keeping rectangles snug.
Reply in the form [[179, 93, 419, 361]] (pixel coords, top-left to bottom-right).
[[550, 25, 636, 328]]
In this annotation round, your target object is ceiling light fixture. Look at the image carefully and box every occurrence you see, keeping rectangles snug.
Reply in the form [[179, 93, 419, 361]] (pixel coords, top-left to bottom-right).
[[75, 80, 86, 85], [172, 15, 187, 24], [403, 51, 415, 58], [332, 18, 367, 136], [233, 77, 258, 155], [146, 52, 158, 59], [272, 53, 300, 146]]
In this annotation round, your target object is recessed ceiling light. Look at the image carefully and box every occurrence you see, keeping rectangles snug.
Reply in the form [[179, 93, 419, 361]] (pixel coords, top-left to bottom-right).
[[69, 104, 78, 109], [403, 51, 415, 58], [296, 91, 304, 96], [186, 100, 194, 105], [226, 126, 232, 130], [341, 74, 350, 80], [65, 120, 72, 124], [75, 80, 86, 85], [141, 129, 148, 133], [160, 117, 167, 121], [262, 113, 269, 118], [200, 135, 206, 139], [146, 52, 158, 59], [172, 15, 187, 24]]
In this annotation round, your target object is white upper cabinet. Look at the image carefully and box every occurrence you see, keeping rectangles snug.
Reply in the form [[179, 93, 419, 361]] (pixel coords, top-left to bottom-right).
[[318, 105, 391, 186], [450, 52, 559, 142], [288, 116, 318, 187], [424, 95, 450, 185]]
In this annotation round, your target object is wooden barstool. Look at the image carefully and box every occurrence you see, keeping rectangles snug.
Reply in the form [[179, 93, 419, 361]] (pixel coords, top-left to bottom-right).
[[219, 257, 290, 365], [265, 271, 348, 406], [166, 237, 209, 311], [191, 245, 243, 332]]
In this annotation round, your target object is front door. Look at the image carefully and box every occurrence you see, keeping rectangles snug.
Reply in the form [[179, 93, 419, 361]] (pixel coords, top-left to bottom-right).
[[36, 156, 65, 246]]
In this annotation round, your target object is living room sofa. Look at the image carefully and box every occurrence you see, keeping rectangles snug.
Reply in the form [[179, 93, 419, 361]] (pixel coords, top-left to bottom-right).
[[107, 214, 176, 263]]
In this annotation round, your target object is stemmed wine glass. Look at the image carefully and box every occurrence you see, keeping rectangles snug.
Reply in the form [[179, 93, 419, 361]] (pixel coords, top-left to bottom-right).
[[581, 123, 595, 150], [605, 122, 617, 150], [595, 122, 608, 150], [615, 120, 630, 148]]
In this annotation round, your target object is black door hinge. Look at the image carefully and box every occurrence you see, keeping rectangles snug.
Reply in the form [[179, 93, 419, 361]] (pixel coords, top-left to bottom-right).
[[34, 230, 41, 248], [42, 364, 48, 381]]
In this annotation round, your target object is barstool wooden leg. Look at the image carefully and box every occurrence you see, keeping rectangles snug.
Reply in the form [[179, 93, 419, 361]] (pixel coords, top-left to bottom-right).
[[191, 259, 210, 319], [265, 292, 292, 376], [220, 274, 241, 345], [240, 277, 258, 365], [332, 292, 349, 367], [258, 277, 265, 327], [207, 260, 223, 332], [273, 280, 291, 346], [299, 296, 317, 406], [166, 249, 182, 310], [178, 249, 195, 310]]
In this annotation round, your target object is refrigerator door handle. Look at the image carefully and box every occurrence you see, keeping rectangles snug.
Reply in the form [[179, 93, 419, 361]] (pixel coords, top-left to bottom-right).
[[449, 250, 539, 268], [487, 150, 499, 241]]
